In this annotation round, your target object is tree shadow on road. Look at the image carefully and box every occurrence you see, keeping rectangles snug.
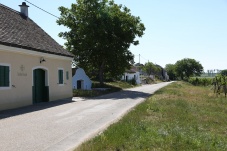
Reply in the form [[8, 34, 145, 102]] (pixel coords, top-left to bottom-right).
[[0, 98, 74, 120], [85, 90, 152, 101]]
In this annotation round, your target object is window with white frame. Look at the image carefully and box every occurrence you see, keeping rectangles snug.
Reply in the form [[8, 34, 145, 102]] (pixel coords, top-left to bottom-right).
[[0, 64, 10, 87]]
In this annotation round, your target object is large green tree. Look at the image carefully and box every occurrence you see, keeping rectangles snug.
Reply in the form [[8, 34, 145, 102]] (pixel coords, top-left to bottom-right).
[[175, 58, 203, 80], [57, 0, 145, 84], [142, 62, 159, 76], [165, 64, 177, 80]]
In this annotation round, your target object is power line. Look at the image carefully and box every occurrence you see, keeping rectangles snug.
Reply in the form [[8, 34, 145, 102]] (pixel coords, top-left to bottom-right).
[[140, 55, 149, 62], [134, 54, 149, 61], [24, 0, 59, 19]]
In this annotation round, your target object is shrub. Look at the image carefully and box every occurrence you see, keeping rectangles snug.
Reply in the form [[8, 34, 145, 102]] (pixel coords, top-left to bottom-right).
[[188, 77, 212, 86], [142, 77, 156, 84], [128, 78, 137, 85]]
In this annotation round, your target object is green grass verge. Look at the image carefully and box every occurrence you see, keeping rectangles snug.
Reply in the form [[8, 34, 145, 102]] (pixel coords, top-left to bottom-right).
[[73, 81, 136, 97], [75, 81, 227, 151]]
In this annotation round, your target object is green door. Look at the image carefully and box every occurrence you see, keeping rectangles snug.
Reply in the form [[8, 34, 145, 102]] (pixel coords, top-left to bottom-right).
[[33, 69, 49, 103]]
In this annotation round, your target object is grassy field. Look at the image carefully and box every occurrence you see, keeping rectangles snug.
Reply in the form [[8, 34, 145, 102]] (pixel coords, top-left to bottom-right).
[[75, 82, 227, 151], [73, 81, 136, 97]]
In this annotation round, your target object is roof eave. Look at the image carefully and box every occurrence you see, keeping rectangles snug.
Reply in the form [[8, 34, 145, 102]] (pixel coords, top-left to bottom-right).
[[0, 41, 74, 58]]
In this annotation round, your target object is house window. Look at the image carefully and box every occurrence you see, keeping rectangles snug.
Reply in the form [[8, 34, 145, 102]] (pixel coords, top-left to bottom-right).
[[58, 69, 63, 84], [66, 71, 69, 80], [0, 65, 10, 87]]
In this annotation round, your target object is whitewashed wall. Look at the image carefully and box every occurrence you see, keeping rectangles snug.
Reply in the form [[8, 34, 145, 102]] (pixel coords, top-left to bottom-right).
[[0, 45, 73, 111], [121, 72, 141, 84], [72, 68, 92, 90]]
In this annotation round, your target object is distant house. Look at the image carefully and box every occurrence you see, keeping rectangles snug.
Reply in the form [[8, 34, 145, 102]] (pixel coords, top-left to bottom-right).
[[0, 3, 74, 111], [122, 67, 141, 84], [134, 63, 145, 75], [162, 69, 169, 81], [155, 64, 169, 81], [72, 68, 92, 90]]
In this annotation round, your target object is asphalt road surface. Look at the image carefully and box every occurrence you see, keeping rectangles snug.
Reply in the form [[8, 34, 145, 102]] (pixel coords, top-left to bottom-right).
[[0, 82, 172, 151]]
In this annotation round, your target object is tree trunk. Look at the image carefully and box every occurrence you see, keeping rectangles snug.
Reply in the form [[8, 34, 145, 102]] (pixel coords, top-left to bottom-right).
[[181, 74, 184, 80], [99, 62, 105, 86]]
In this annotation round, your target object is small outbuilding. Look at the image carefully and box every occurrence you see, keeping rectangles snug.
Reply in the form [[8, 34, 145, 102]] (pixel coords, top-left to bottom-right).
[[72, 68, 92, 90], [122, 68, 141, 85]]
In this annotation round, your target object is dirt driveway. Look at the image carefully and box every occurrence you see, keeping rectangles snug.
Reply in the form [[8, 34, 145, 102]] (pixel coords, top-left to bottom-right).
[[0, 82, 172, 151]]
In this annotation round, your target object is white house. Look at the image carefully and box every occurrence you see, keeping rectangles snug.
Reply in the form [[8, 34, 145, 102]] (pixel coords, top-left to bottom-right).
[[0, 3, 74, 111], [122, 68, 141, 85], [72, 68, 92, 90]]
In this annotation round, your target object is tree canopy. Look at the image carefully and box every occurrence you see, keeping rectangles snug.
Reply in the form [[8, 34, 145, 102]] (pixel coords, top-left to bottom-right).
[[220, 69, 227, 76], [175, 58, 203, 80], [165, 64, 177, 80], [142, 62, 159, 76], [57, 0, 145, 84]]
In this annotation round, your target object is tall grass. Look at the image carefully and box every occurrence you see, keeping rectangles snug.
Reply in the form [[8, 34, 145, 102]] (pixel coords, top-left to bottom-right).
[[75, 82, 227, 151]]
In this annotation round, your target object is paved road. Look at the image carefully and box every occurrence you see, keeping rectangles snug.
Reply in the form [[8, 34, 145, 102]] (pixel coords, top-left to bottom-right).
[[0, 82, 172, 151]]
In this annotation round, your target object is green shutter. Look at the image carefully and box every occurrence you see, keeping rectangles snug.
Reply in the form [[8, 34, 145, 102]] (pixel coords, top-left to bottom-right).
[[58, 70, 63, 84], [61, 70, 63, 84], [4, 66, 9, 86], [0, 66, 4, 86], [58, 70, 61, 84], [0, 66, 9, 87], [60, 70, 63, 84]]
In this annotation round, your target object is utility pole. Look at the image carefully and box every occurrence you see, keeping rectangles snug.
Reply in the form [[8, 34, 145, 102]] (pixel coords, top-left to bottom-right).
[[139, 54, 140, 65]]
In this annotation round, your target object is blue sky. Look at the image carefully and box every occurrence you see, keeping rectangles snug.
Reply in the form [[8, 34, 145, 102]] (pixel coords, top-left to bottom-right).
[[1, 0, 227, 72]]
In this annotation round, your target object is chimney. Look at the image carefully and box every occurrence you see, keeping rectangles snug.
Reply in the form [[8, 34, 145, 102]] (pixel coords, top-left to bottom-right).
[[19, 2, 29, 17]]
